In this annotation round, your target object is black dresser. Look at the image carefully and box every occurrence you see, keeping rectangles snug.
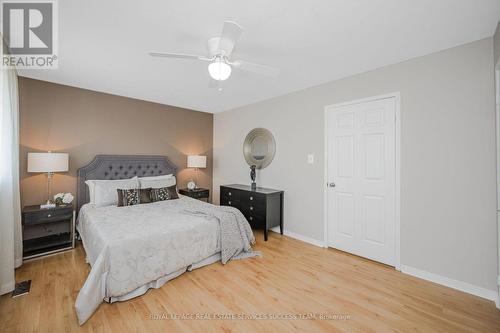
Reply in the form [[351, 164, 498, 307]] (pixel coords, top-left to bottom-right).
[[220, 184, 283, 241]]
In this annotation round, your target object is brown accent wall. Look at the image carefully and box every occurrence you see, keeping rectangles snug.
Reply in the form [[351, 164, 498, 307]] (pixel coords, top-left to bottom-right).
[[19, 77, 213, 207]]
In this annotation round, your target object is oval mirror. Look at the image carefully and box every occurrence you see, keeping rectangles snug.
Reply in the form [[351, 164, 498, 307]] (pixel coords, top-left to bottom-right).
[[243, 128, 276, 169]]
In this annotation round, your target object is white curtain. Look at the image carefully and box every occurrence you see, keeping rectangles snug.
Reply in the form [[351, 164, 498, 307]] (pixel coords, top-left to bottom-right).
[[0, 46, 22, 295]]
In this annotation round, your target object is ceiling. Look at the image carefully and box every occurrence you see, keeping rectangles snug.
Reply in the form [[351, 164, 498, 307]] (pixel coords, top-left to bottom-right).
[[18, 0, 500, 113]]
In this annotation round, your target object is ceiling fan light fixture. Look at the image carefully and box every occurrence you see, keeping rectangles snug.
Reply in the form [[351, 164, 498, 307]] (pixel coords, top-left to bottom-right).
[[208, 59, 231, 81]]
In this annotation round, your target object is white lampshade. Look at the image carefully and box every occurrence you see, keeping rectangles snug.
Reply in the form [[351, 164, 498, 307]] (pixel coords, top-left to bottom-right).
[[208, 59, 231, 81], [187, 155, 206, 168], [28, 152, 69, 173]]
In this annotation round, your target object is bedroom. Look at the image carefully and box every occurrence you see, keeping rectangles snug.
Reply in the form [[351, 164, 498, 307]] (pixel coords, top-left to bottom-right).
[[1, 0, 500, 332]]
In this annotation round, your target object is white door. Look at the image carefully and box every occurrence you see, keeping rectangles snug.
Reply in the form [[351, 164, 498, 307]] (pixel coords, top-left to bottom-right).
[[326, 97, 396, 266]]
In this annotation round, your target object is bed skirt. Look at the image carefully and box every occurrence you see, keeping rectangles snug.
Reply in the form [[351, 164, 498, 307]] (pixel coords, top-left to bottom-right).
[[106, 252, 221, 303], [76, 252, 221, 325]]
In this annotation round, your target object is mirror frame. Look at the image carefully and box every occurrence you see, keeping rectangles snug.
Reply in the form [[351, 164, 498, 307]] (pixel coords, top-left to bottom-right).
[[243, 128, 276, 169]]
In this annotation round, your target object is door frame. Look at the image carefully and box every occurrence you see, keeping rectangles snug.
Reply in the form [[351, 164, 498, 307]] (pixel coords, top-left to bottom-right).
[[495, 60, 500, 309], [323, 92, 401, 271]]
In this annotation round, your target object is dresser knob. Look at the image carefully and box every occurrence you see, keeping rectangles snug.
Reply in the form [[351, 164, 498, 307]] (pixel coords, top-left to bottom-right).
[[228, 201, 231, 205], [228, 192, 232, 196], [47, 214, 52, 217], [249, 216, 253, 220], [250, 206, 253, 210], [250, 197, 253, 201]]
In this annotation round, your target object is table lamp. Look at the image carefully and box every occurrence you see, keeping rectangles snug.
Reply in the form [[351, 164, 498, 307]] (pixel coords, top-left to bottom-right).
[[27, 151, 69, 209], [187, 155, 206, 189]]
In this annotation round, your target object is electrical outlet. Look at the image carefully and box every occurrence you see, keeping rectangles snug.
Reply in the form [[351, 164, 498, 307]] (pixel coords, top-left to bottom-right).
[[307, 154, 314, 164]]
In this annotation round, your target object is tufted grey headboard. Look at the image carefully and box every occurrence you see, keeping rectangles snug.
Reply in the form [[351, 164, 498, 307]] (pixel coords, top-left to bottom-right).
[[76, 155, 178, 213]]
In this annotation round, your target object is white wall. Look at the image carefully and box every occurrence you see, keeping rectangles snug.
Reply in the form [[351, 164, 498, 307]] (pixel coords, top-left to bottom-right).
[[494, 22, 500, 65], [214, 38, 497, 292]]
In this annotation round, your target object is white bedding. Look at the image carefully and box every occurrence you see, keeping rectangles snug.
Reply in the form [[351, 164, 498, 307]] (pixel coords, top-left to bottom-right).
[[75, 196, 221, 325]]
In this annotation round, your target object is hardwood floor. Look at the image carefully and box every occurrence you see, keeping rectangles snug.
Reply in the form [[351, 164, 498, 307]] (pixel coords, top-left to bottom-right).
[[1, 231, 499, 332]]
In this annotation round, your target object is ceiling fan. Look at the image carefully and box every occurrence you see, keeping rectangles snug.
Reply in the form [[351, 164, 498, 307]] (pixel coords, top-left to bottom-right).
[[149, 21, 278, 81]]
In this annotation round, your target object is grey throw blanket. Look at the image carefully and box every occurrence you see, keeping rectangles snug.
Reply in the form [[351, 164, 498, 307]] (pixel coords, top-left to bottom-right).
[[181, 205, 260, 264]]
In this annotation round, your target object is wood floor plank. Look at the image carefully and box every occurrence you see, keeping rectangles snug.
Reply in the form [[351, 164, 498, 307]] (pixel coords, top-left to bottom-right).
[[1, 231, 499, 332]]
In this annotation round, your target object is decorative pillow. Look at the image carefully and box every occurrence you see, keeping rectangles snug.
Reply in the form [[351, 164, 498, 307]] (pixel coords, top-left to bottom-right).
[[139, 174, 176, 189], [117, 188, 153, 206], [151, 185, 179, 202], [117, 189, 140, 207], [139, 188, 153, 203], [85, 177, 139, 207]]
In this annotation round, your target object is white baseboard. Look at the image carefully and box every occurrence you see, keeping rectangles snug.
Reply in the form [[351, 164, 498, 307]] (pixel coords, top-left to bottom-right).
[[268, 228, 498, 303], [0, 281, 15, 295], [14, 258, 22, 268], [401, 265, 497, 302], [270, 227, 326, 248]]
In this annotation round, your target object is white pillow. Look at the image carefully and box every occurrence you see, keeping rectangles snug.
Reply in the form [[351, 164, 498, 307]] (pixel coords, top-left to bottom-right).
[[85, 180, 96, 203], [139, 174, 173, 181], [85, 177, 139, 207], [139, 174, 176, 189]]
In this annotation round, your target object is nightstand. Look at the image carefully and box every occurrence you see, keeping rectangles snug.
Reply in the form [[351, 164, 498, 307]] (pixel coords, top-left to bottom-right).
[[179, 188, 210, 202], [22, 205, 75, 260]]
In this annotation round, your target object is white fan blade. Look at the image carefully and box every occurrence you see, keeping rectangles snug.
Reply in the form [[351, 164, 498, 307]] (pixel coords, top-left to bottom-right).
[[149, 52, 210, 61], [232, 60, 279, 77], [218, 21, 243, 56]]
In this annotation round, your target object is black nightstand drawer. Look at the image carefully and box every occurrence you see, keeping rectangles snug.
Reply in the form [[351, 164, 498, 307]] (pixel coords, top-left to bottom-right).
[[24, 207, 73, 225], [190, 189, 209, 199], [23, 234, 72, 257], [179, 188, 210, 202], [23, 220, 71, 240]]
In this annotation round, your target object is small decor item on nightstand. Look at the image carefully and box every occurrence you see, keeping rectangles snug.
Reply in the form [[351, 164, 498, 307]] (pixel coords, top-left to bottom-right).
[[54, 192, 74, 206], [187, 179, 196, 191]]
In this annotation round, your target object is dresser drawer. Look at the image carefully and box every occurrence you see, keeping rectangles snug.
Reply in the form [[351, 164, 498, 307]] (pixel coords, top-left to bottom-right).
[[240, 200, 265, 217], [244, 212, 265, 229], [220, 187, 240, 202], [240, 191, 265, 205], [24, 208, 73, 225], [220, 195, 241, 209]]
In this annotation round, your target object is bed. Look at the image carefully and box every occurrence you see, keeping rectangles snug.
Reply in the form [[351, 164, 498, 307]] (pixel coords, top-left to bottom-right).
[[74, 155, 258, 325]]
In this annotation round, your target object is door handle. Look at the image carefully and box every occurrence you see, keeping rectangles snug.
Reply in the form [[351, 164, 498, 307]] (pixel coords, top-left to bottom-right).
[[328, 182, 336, 188]]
